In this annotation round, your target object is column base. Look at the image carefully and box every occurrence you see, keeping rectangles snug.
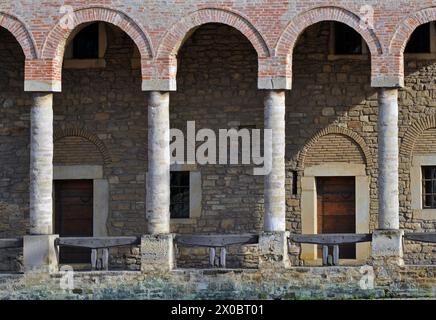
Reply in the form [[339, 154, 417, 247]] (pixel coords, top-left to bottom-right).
[[259, 231, 291, 269], [371, 229, 404, 266], [141, 234, 174, 272], [23, 235, 59, 273]]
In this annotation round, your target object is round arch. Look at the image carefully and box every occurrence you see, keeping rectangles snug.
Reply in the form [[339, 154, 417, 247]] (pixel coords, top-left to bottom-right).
[[153, 7, 270, 91], [54, 126, 112, 166], [389, 7, 436, 55], [156, 7, 270, 60], [40, 6, 153, 83], [0, 12, 37, 59], [297, 126, 372, 171], [275, 6, 382, 59], [400, 114, 436, 162]]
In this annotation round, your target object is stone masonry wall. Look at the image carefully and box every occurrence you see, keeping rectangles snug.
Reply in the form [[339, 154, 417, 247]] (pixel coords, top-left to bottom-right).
[[0, 27, 30, 271], [0, 18, 435, 270], [1, 265, 436, 299], [399, 58, 436, 264], [169, 24, 263, 268], [284, 22, 378, 264]]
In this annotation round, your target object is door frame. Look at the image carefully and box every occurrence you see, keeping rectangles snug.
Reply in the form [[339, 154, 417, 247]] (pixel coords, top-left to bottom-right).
[[300, 162, 370, 264], [53, 165, 109, 237]]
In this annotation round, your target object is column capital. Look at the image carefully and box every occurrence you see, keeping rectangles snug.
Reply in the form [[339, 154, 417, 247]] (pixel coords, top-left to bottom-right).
[[371, 76, 404, 89], [142, 79, 176, 92], [24, 80, 61, 92]]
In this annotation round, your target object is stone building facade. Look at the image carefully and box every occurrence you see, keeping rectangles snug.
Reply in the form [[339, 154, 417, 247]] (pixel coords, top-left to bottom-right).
[[0, 0, 435, 299]]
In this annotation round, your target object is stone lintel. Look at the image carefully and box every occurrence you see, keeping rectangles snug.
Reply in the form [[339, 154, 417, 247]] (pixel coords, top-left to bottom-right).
[[141, 234, 174, 272], [23, 235, 59, 273]]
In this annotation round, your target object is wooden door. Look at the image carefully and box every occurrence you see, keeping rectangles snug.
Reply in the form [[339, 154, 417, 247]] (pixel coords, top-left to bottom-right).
[[55, 180, 93, 264], [316, 177, 356, 259]]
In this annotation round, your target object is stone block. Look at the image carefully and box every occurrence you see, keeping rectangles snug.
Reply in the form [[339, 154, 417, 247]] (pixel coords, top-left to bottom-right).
[[141, 234, 174, 272], [371, 229, 404, 266], [258, 231, 290, 269], [23, 235, 59, 273]]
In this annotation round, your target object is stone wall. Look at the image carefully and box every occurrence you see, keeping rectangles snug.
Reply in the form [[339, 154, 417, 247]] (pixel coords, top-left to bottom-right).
[[0, 18, 436, 269], [54, 24, 147, 237], [0, 265, 435, 299], [399, 56, 436, 264], [284, 22, 378, 263], [399, 58, 436, 264], [0, 28, 29, 271]]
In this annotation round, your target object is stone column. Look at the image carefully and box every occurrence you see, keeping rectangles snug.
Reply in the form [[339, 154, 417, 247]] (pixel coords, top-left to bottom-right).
[[378, 88, 399, 230], [264, 90, 286, 232], [372, 88, 403, 265], [146, 91, 170, 234], [143, 91, 173, 271], [24, 92, 58, 273], [259, 90, 289, 269]]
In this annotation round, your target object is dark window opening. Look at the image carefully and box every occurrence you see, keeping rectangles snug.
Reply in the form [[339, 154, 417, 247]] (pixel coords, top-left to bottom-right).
[[334, 22, 362, 55], [170, 171, 190, 219], [405, 23, 431, 54], [291, 170, 298, 195], [237, 124, 257, 130], [422, 166, 436, 209], [73, 23, 99, 59]]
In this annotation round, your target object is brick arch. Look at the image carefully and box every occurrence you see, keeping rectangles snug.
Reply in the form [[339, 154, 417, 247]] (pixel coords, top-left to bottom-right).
[[297, 126, 372, 170], [0, 12, 37, 59], [41, 6, 153, 82], [54, 127, 111, 166], [157, 7, 270, 59], [400, 114, 436, 162], [389, 7, 436, 55], [276, 6, 382, 58], [152, 7, 270, 90]]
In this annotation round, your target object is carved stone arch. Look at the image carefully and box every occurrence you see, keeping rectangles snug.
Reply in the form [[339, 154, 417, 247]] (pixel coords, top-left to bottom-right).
[[54, 127, 111, 166], [297, 126, 372, 171]]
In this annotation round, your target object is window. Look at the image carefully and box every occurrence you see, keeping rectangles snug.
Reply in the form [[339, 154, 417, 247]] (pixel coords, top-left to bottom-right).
[[334, 22, 362, 55], [422, 166, 436, 209], [291, 170, 298, 196], [170, 171, 190, 219], [72, 23, 99, 59], [405, 23, 431, 54]]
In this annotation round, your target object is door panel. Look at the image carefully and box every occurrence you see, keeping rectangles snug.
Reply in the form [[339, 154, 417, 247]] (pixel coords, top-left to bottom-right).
[[316, 176, 356, 259], [55, 180, 93, 264]]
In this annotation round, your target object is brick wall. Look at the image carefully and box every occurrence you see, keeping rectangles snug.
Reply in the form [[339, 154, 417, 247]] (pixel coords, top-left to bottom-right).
[[0, 1, 434, 88], [305, 134, 366, 167], [414, 128, 436, 155], [54, 136, 104, 165]]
